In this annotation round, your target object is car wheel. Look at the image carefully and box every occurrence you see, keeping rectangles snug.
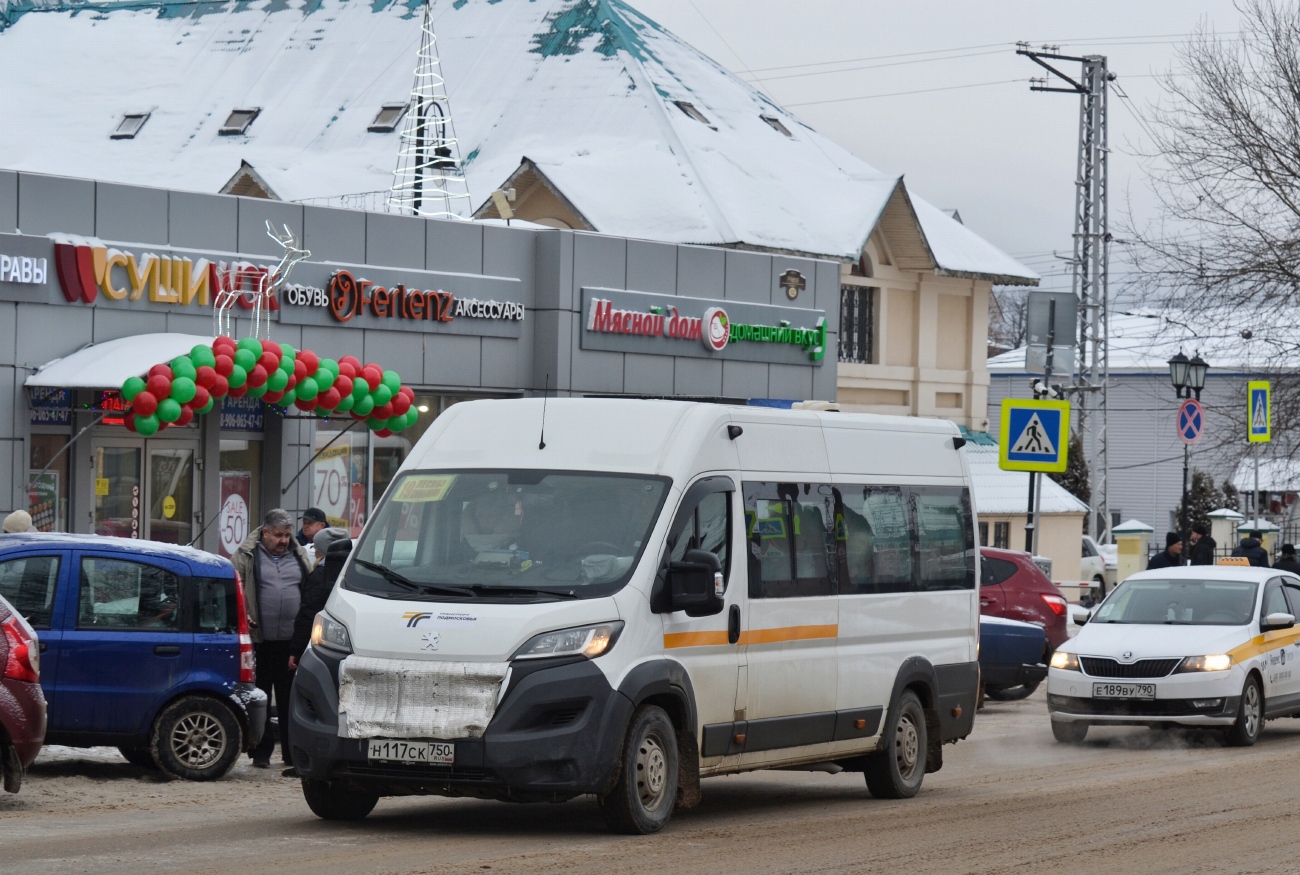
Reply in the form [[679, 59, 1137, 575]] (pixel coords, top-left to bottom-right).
[[150, 695, 242, 781], [1226, 675, 1263, 747], [864, 690, 927, 799], [599, 705, 679, 834], [117, 746, 158, 769], [301, 778, 379, 821], [984, 680, 1041, 701], [1051, 719, 1089, 743]]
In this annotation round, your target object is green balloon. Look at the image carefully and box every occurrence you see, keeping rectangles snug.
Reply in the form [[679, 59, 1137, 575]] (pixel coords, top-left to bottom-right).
[[279, 354, 295, 373], [197, 397, 215, 415], [246, 382, 268, 398], [135, 414, 160, 436], [312, 368, 335, 391], [371, 384, 393, 407], [157, 398, 182, 423], [233, 348, 257, 371], [319, 359, 339, 379], [352, 394, 375, 417], [267, 369, 289, 392], [351, 379, 370, 400], [122, 376, 146, 402], [296, 376, 319, 400], [279, 344, 296, 362], [170, 357, 198, 381], [333, 393, 355, 413], [366, 418, 385, 431], [170, 376, 197, 404], [381, 370, 401, 391], [279, 388, 297, 407], [315, 406, 330, 418], [190, 345, 217, 369], [237, 337, 263, 355], [404, 409, 419, 429], [227, 364, 248, 389]]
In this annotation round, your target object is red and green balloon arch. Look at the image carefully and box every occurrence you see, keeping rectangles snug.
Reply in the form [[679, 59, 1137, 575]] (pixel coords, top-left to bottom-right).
[[119, 337, 418, 437]]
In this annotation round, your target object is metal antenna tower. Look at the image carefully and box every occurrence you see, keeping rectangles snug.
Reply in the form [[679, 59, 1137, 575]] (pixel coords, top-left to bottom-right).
[[1018, 44, 1114, 542], [388, 0, 472, 220]]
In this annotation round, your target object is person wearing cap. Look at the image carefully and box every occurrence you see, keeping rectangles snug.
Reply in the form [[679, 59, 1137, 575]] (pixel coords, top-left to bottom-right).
[[2, 510, 37, 534], [1188, 522, 1217, 566], [1275, 544, 1300, 575], [297, 507, 328, 547], [1232, 530, 1271, 568], [1147, 532, 1184, 569]]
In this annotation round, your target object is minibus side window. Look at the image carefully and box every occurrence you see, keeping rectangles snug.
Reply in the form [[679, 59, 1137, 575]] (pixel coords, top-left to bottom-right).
[[669, 491, 731, 584], [744, 482, 834, 599], [838, 485, 913, 595], [911, 487, 975, 591]]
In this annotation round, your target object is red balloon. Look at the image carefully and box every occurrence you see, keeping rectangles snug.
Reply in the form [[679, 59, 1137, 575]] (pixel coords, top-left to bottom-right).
[[213, 337, 237, 353], [262, 389, 284, 404], [372, 402, 394, 420], [148, 364, 174, 380], [132, 391, 158, 417], [146, 373, 171, 398], [195, 365, 217, 389], [214, 354, 234, 377], [293, 360, 308, 382], [333, 375, 353, 397], [339, 355, 362, 370], [297, 350, 319, 373], [296, 397, 318, 411], [362, 366, 382, 391], [376, 429, 393, 438], [247, 364, 269, 388], [261, 340, 282, 358], [258, 351, 280, 373], [124, 412, 137, 433], [391, 393, 411, 416], [209, 374, 229, 398], [337, 361, 357, 380], [351, 410, 367, 420], [192, 385, 211, 410], [398, 385, 415, 400], [319, 387, 342, 409], [175, 407, 194, 427], [156, 421, 169, 433], [228, 383, 248, 398]]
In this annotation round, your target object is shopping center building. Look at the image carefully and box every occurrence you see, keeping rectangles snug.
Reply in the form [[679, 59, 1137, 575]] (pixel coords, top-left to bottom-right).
[[0, 169, 837, 553]]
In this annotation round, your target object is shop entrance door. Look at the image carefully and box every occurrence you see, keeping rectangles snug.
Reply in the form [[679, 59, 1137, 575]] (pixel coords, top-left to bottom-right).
[[145, 441, 198, 546], [89, 438, 200, 543]]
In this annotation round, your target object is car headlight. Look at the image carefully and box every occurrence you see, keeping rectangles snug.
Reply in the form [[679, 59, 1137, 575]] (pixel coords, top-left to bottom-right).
[[310, 611, 352, 655], [513, 621, 624, 660], [1176, 654, 1233, 673], [1049, 651, 1080, 671]]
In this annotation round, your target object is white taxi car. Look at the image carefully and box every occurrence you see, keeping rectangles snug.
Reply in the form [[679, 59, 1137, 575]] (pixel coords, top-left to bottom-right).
[[1047, 566, 1300, 746]]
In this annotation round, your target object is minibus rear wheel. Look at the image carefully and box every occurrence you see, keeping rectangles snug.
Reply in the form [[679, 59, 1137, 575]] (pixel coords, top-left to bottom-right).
[[864, 690, 927, 799], [600, 704, 680, 834]]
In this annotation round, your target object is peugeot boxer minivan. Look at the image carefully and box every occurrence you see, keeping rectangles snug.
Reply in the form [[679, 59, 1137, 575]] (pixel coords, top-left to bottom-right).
[[290, 399, 979, 833]]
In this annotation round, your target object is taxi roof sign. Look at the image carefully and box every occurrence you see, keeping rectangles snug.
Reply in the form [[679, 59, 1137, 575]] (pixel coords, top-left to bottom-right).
[[1248, 381, 1271, 443], [998, 399, 1071, 473]]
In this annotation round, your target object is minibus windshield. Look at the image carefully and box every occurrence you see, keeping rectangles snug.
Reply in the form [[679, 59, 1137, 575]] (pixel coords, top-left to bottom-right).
[[344, 469, 670, 600], [1092, 579, 1258, 625]]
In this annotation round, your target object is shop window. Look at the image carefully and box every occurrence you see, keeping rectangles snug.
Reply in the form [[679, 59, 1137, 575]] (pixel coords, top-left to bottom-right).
[[219, 440, 262, 558], [839, 285, 875, 364], [29, 434, 69, 532], [111, 112, 150, 139], [314, 426, 370, 537], [219, 107, 261, 136], [368, 103, 409, 133], [760, 115, 793, 137]]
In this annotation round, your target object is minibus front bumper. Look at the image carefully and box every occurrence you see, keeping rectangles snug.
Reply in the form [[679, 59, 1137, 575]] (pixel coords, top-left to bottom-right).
[[289, 648, 632, 801]]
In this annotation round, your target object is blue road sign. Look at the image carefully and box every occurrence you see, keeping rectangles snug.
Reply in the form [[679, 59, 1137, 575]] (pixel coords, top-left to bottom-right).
[[999, 399, 1070, 473], [1248, 381, 1271, 443], [1178, 398, 1203, 445]]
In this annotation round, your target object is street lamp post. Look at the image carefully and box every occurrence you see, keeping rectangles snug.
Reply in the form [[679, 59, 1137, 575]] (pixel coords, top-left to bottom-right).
[[1168, 352, 1209, 563]]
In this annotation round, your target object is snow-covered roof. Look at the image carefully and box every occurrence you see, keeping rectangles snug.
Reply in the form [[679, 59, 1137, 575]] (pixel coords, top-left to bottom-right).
[[26, 333, 214, 388], [966, 444, 1089, 516], [0, 0, 1037, 280], [1231, 458, 1300, 494]]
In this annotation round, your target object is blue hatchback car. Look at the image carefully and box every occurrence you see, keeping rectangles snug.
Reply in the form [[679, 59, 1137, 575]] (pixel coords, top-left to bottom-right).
[[0, 533, 266, 780]]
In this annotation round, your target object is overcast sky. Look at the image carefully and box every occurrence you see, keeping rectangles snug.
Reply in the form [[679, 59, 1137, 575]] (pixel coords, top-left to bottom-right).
[[635, 0, 1243, 291]]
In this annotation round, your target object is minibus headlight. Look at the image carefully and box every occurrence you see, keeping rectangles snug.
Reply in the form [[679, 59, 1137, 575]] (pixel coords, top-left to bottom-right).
[[1049, 651, 1080, 671], [513, 621, 625, 660], [1177, 654, 1233, 673], [311, 611, 352, 655]]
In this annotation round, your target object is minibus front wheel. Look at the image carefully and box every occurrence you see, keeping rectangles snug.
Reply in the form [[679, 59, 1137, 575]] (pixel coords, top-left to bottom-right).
[[600, 705, 680, 834]]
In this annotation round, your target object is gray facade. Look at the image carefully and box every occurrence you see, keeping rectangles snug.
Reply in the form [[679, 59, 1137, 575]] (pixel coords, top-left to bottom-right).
[[0, 170, 837, 553]]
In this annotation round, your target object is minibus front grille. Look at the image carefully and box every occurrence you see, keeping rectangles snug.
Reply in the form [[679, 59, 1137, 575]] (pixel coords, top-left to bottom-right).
[[1080, 657, 1180, 679]]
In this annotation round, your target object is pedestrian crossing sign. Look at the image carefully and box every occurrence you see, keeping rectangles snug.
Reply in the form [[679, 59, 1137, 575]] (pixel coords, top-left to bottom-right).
[[998, 399, 1071, 472], [1248, 381, 1271, 443]]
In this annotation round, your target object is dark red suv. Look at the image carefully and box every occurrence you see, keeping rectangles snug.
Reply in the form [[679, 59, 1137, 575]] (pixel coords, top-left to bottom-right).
[[0, 592, 45, 793], [979, 547, 1068, 698]]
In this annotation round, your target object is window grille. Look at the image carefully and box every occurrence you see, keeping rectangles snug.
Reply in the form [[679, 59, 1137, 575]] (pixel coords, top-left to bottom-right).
[[838, 285, 875, 364]]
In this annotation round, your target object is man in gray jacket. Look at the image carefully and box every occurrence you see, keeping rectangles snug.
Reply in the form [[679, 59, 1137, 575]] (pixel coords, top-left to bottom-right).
[[233, 508, 312, 768]]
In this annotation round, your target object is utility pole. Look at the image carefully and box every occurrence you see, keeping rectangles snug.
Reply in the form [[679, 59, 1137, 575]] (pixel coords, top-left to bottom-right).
[[1018, 44, 1114, 544]]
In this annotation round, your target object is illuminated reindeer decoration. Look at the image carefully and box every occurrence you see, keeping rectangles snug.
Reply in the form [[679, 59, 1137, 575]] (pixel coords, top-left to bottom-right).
[[212, 221, 311, 340]]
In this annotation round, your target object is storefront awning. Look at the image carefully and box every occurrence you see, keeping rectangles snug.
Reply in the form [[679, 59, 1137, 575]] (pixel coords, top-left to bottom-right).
[[25, 333, 216, 389]]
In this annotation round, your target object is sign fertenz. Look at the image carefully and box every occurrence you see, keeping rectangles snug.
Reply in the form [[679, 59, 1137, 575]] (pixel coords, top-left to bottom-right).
[[327, 269, 524, 325]]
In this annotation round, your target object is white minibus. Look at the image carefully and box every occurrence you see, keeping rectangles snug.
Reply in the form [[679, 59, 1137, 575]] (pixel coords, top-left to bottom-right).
[[290, 398, 979, 833]]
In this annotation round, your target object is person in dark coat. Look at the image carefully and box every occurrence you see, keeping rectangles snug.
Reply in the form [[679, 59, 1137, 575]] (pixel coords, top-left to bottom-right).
[[1147, 532, 1183, 569], [1188, 523, 1217, 566], [1275, 543, 1300, 575], [1232, 530, 1271, 568], [289, 527, 351, 660]]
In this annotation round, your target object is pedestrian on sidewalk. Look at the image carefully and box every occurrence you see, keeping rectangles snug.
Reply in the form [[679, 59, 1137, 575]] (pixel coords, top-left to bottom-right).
[[1274, 543, 1300, 575], [1188, 523, 1217, 566], [233, 508, 312, 769], [1147, 532, 1183, 569], [1232, 530, 1271, 568]]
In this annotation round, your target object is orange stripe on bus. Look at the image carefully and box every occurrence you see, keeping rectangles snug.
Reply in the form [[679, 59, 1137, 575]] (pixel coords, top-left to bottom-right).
[[662, 624, 839, 649], [663, 630, 731, 648]]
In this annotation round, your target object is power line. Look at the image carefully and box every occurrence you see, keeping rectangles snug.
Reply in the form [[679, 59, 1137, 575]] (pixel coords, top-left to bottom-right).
[[785, 78, 1027, 107]]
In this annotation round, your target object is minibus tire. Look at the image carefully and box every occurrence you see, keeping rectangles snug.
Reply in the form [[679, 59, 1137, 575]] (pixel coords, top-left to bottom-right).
[[1225, 675, 1263, 747], [864, 690, 927, 799], [150, 696, 242, 781], [600, 705, 679, 834], [1050, 719, 1088, 743], [301, 778, 379, 821], [117, 746, 158, 769]]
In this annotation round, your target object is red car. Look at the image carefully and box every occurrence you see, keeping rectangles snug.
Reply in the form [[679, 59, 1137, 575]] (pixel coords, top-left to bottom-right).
[[979, 547, 1069, 700], [0, 592, 46, 793]]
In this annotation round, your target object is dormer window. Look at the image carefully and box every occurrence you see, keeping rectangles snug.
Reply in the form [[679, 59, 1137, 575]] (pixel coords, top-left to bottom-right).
[[111, 113, 150, 140], [673, 100, 712, 126], [760, 115, 793, 138], [368, 103, 409, 133], [218, 108, 260, 136]]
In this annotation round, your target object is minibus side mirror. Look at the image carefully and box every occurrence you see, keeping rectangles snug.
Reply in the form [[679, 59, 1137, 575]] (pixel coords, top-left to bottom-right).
[[668, 549, 725, 617], [1072, 610, 1091, 626], [1262, 611, 1295, 631]]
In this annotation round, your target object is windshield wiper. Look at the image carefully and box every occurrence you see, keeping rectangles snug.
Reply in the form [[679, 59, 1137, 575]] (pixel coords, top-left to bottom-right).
[[354, 560, 474, 599], [465, 584, 581, 600]]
